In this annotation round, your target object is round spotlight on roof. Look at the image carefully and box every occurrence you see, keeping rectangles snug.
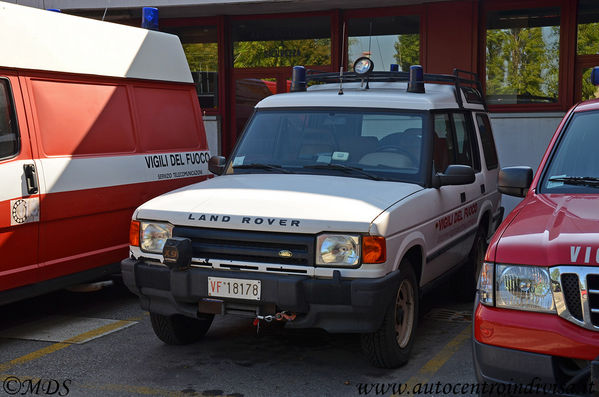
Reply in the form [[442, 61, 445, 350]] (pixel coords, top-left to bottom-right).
[[353, 57, 374, 76]]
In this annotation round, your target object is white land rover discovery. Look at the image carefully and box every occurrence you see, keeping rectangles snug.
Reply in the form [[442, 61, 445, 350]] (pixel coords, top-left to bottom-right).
[[122, 62, 503, 368]]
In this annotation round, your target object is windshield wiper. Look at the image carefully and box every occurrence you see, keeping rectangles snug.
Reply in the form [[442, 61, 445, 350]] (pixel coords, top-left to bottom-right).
[[233, 163, 294, 174], [548, 176, 599, 187], [303, 163, 385, 181]]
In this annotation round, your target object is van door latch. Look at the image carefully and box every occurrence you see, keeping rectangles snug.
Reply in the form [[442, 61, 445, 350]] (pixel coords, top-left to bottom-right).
[[23, 164, 38, 195]]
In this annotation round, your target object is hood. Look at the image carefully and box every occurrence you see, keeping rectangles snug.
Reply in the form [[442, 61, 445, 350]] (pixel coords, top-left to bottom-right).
[[136, 173, 423, 234], [495, 194, 599, 266]]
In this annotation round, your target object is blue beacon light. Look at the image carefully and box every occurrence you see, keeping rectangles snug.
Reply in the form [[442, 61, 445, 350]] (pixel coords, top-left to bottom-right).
[[407, 65, 425, 93], [142, 7, 159, 31], [390, 64, 399, 72], [290, 66, 307, 92], [591, 67, 599, 86]]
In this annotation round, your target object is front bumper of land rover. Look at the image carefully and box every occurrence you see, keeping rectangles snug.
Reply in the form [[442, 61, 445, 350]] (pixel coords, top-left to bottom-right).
[[121, 258, 401, 333]]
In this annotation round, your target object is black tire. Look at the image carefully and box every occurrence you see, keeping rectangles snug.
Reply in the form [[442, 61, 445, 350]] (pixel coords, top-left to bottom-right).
[[150, 312, 214, 345], [361, 260, 419, 368], [455, 224, 488, 301]]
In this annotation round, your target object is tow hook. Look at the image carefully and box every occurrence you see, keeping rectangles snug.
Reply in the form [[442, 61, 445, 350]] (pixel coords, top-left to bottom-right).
[[252, 311, 296, 333]]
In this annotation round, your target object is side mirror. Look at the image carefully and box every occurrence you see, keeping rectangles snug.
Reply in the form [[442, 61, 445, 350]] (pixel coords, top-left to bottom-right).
[[498, 166, 533, 197], [433, 165, 475, 188], [208, 156, 226, 176]]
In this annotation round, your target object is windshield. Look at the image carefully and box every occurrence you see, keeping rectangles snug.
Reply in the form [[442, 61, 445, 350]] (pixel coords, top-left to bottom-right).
[[228, 109, 427, 184], [540, 110, 599, 193]]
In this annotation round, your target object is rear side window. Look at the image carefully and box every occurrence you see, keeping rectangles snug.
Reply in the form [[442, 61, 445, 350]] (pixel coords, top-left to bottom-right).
[[0, 79, 19, 160], [433, 112, 479, 173], [134, 86, 202, 152], [475, 114, 499, 170], [30, 79, 136, 156]]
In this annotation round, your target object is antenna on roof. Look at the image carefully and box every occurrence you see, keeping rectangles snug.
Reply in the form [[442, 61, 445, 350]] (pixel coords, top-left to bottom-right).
[[338, 21, 346, 95], [364, 20, 373, 89], [102, 0, 109, 21]]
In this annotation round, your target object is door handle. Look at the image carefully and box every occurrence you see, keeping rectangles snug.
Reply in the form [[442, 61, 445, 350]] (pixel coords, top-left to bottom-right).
[[23, 164, 38, 195], [460, 192, 466, 203]]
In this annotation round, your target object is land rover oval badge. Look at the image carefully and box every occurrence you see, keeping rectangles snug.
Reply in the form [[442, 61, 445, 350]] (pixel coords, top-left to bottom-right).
[[279, 250, 293, 258]]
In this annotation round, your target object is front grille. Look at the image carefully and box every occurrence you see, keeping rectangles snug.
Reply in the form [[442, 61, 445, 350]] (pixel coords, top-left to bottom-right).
[[172, 227, 315, 266], [552, 266, 599, 331], [587, 274, 599, 326], [561, 274, 583, 321]]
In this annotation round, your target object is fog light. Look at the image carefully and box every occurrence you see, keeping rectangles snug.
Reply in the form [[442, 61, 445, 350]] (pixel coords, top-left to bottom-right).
[[162, 237, 192, 270]]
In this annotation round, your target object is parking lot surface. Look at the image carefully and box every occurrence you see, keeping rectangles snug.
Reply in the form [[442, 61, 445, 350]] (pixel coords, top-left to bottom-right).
[[0, 281, 478, 397]]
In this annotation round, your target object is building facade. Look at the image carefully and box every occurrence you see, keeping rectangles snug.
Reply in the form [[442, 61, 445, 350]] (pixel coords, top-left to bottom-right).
[[11, 0, 599, 212]]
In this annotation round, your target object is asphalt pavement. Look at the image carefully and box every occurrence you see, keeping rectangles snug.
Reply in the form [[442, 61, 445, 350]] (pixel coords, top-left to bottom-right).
[[0, 279, 478, 397]]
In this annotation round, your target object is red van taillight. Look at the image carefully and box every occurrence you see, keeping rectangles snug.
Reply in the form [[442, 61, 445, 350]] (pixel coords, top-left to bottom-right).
[[129, 220, 140, 247]]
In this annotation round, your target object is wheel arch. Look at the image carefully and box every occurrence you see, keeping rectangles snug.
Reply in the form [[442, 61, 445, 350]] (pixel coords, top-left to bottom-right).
[[392, 232, 425, 286]]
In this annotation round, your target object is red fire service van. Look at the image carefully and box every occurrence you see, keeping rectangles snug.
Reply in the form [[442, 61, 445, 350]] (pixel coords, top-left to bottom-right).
[[473, 68, 599, 396], [0, 3, 210, 304]]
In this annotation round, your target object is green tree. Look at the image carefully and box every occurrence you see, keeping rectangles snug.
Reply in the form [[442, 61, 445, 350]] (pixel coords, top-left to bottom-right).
[[577, 23, 599, 100], [393, 34, 420, 71], [233, 39, 331, 68], [183, 43, 218, 72], [485, 26, 559, 102]]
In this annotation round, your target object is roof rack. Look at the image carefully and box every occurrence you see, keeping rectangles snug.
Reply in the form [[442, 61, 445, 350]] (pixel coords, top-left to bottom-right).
[[304, 68, 487, 111]]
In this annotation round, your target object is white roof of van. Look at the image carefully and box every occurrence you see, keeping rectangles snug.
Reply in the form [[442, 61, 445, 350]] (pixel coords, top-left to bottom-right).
[[0, 2, 192, 83], [256, 82, 485, 111]]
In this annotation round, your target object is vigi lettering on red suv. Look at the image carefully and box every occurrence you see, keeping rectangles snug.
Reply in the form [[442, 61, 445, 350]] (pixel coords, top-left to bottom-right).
[[122, 60, 503, 368]]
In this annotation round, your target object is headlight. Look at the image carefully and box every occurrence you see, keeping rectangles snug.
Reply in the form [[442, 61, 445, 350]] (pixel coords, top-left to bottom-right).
[[316, 234, 360, 266], [477, 262, 494, 306], [140, 222, 173, 254], [495, 265, 555, 313]]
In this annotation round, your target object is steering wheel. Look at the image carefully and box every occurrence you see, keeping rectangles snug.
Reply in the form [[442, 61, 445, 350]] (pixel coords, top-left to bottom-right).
[[375, 145, 413, 159]]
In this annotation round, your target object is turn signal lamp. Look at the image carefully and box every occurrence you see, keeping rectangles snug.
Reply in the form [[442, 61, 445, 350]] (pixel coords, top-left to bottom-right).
[[142, 7, 159, 30], [363, 236, 386, 264], [129, 220, 140, 247]]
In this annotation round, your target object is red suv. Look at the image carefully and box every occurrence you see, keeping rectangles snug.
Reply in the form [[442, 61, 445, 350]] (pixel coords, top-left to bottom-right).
[[473, 69, 599, 396]]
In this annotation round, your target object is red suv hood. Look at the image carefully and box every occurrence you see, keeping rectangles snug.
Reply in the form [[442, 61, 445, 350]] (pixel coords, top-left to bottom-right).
[[495, 194, 599, 266]]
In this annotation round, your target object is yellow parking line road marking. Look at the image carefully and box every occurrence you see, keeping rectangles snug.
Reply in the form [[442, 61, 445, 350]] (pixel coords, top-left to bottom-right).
[[62, 319, 134, 344], [0, 343, 70, 373], [0, 316, 137, 343], [0, 318, 137, 373], [392, 324, 472, 396]]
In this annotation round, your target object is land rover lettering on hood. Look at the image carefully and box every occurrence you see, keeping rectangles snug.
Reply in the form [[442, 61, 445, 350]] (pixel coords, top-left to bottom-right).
[[123, 64, 502, 368]]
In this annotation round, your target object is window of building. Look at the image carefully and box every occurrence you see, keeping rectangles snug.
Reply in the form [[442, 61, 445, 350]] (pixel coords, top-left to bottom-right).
[[0, 79, 19, 160], [232, 16, 331, 68], [346, 15, 419, 72], [577, 0, 599, 101], [163, 25, 219, 110], [577, 0, 599, 55], [485, 7, 561, 105]]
